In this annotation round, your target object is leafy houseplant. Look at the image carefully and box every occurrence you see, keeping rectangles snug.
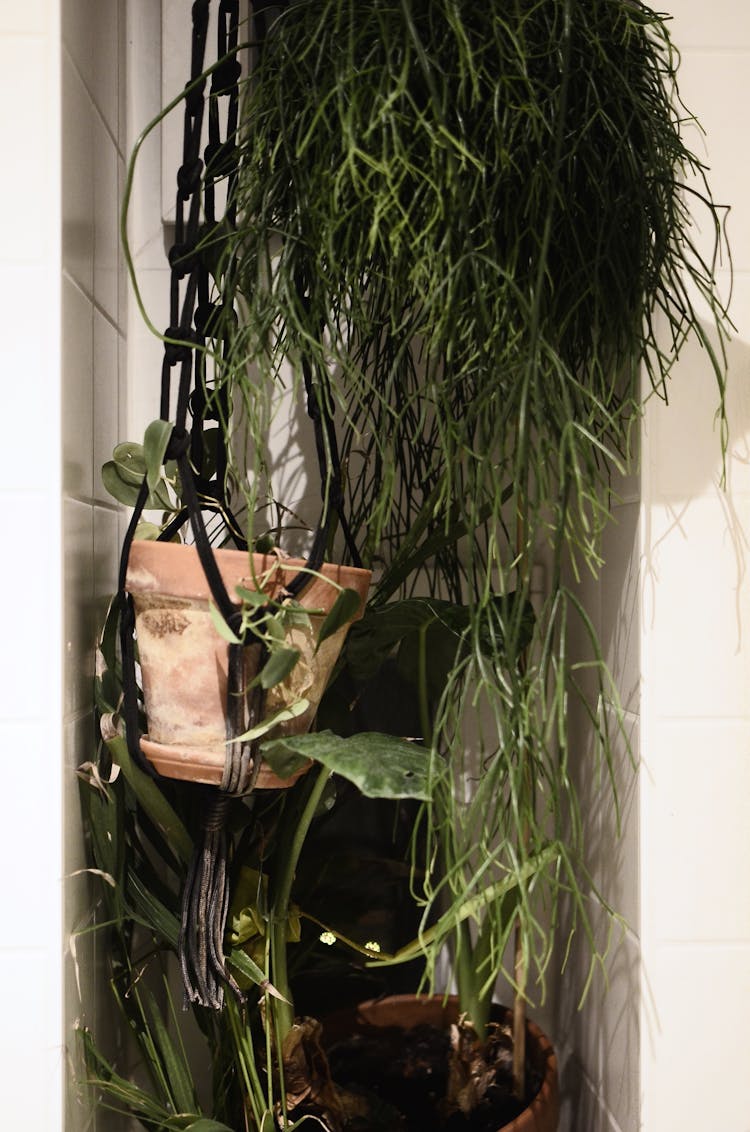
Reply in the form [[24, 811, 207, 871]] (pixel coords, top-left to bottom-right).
[[79, 1, 729, 1129]]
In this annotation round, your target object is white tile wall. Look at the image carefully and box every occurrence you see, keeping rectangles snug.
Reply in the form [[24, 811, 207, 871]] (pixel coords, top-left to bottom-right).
[[1, 5, 748, 1132], [60, 1, 128, 1129], [639, 6, 750, 1132], [0, 8, 64, 1132]]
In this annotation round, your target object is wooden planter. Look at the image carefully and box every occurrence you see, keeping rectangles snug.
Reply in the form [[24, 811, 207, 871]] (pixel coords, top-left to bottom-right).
[[324, 994, 559, 1132], [125, 540, 371, 789]]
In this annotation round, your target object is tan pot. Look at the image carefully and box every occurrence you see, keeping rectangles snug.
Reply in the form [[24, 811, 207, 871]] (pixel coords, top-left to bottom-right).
[[324, 994, 559, 1132], [125, 540, 371, 789]]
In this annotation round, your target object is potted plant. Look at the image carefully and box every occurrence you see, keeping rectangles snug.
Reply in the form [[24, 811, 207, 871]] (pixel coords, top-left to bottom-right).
[[78, 1, 729, 1129]]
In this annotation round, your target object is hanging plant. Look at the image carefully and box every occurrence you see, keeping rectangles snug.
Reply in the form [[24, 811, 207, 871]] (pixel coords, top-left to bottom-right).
[[80, 1, 730, 1129]]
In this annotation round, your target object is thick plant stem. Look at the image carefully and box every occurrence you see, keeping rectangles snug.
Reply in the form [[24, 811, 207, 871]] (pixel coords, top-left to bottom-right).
[[269, 764, 333, 1041], [512, 925, 527, 1099]]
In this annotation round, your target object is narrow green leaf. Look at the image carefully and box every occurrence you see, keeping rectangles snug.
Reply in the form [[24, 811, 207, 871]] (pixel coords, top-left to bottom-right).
[[139, 984, 197, 1115], [208, 600, 241, 644], [259, 646, 300, 689], [227, 948, 287, 1002], [105, 735, 193, 865], [315, 587, 362, 652], [262, 731, 432, 799], [231, 698, 310, 742], [143, 419, 174, 493]]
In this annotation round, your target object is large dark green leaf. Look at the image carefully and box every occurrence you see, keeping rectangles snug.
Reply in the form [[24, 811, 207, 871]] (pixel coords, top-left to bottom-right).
[[346, 594, 534, 689], [262, 731, 432, 799]]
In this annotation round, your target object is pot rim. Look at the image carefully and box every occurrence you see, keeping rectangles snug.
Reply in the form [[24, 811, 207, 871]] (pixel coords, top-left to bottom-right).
[[125, 538, 372, 605], [325, 993, 559, 1132]]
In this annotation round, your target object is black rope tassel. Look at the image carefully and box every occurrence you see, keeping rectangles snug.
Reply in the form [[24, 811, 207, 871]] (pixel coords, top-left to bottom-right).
[[178, 792, 239, 1010], [177, 640, 267, 1008]]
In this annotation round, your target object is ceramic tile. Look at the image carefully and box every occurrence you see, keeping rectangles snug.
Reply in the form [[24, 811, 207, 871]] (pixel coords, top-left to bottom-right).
[[0, 36, 55, 264], [93, 113, 119, 322], [93, 309, 120, 503], [161, 0, 198, 223], [0, 722, 62, 948], [90, 0, 119, 138], [0, 948, 61, 1129], [597, 712, 640, 936], [641, 944, 750, 1129], [62, 51, 95, 292], [669, 4, 750, 48], [93, 506, 120, 630], [600, 502, 640, 717], [0, 0, 49, 33], [62, 275, 94, 499], [63, 498, 95, 718], [646, 305, 750, 502], [558, 1058, 609, 1132], [125, 0, 166, 253], [0, 266, 58, 491], [642, 497, 750, 721], [118, 328, 128, 444], [117, 156, 128, 332], [126, 266, 171, 438], [676, 52, 750, 276], [0, 492, 60, 721], [117, 0, 128, 154], [643, 721, 750, 942], [62, 0, 94, 89], [553, 899, 605, 1088], [600, 930, 640, 1132]]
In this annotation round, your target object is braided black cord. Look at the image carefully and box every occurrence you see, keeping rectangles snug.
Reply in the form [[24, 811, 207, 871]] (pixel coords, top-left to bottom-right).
[[118, 0, 362, 1010]]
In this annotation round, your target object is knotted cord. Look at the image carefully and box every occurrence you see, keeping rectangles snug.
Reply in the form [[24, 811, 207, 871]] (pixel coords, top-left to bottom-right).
[[116, 0, 360, 1009]]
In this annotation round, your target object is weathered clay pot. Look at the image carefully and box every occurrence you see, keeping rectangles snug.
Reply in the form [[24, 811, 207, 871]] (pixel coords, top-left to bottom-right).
[[125, 540, 371, 789], [324, 994, 559, 1132]]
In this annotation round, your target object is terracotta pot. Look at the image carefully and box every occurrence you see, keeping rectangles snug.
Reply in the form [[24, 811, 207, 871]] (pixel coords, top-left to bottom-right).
[[125, 540, 371, 789], [323, 994, 559, 1132]]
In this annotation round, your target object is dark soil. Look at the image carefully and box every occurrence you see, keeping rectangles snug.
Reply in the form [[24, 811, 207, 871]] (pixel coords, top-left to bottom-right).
[[326, 1022, 543, 1131]]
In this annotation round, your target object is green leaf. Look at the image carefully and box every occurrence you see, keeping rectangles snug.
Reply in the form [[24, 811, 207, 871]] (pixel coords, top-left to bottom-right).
[[102, 460, 173, 512], [263, 613, 286, 644], [232, 698, 310, 743], [143, 419, 174, 493], [235, 584, 269, 607], [139, 983, 197, 1115], [227, 947, 287, 1001], [316, 587, 362, 652], [112, 440, 146, 484], [261, 731, 432, 799], [208, 600, 241, 644], [183, 1122, 237, 1132], [105, 735, 193, 865], [259, 646, 300, 689], [134, 520, 163, 541]]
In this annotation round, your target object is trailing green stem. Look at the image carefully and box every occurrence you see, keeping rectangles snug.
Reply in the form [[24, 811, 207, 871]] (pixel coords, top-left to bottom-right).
[[269, 765, 334, 1042]]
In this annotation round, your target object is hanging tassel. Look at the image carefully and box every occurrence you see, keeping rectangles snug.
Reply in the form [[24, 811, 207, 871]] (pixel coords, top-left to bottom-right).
[[178, 641, 266, 1009], [178, 791, 239, 1009]]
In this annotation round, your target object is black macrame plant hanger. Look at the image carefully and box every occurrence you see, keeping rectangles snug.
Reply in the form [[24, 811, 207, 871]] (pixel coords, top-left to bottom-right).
[[116, 0, 361, 1010]]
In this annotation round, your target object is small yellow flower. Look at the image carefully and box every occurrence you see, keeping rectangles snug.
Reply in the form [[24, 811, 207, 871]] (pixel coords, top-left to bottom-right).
[[319, 931, 336, 946]]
